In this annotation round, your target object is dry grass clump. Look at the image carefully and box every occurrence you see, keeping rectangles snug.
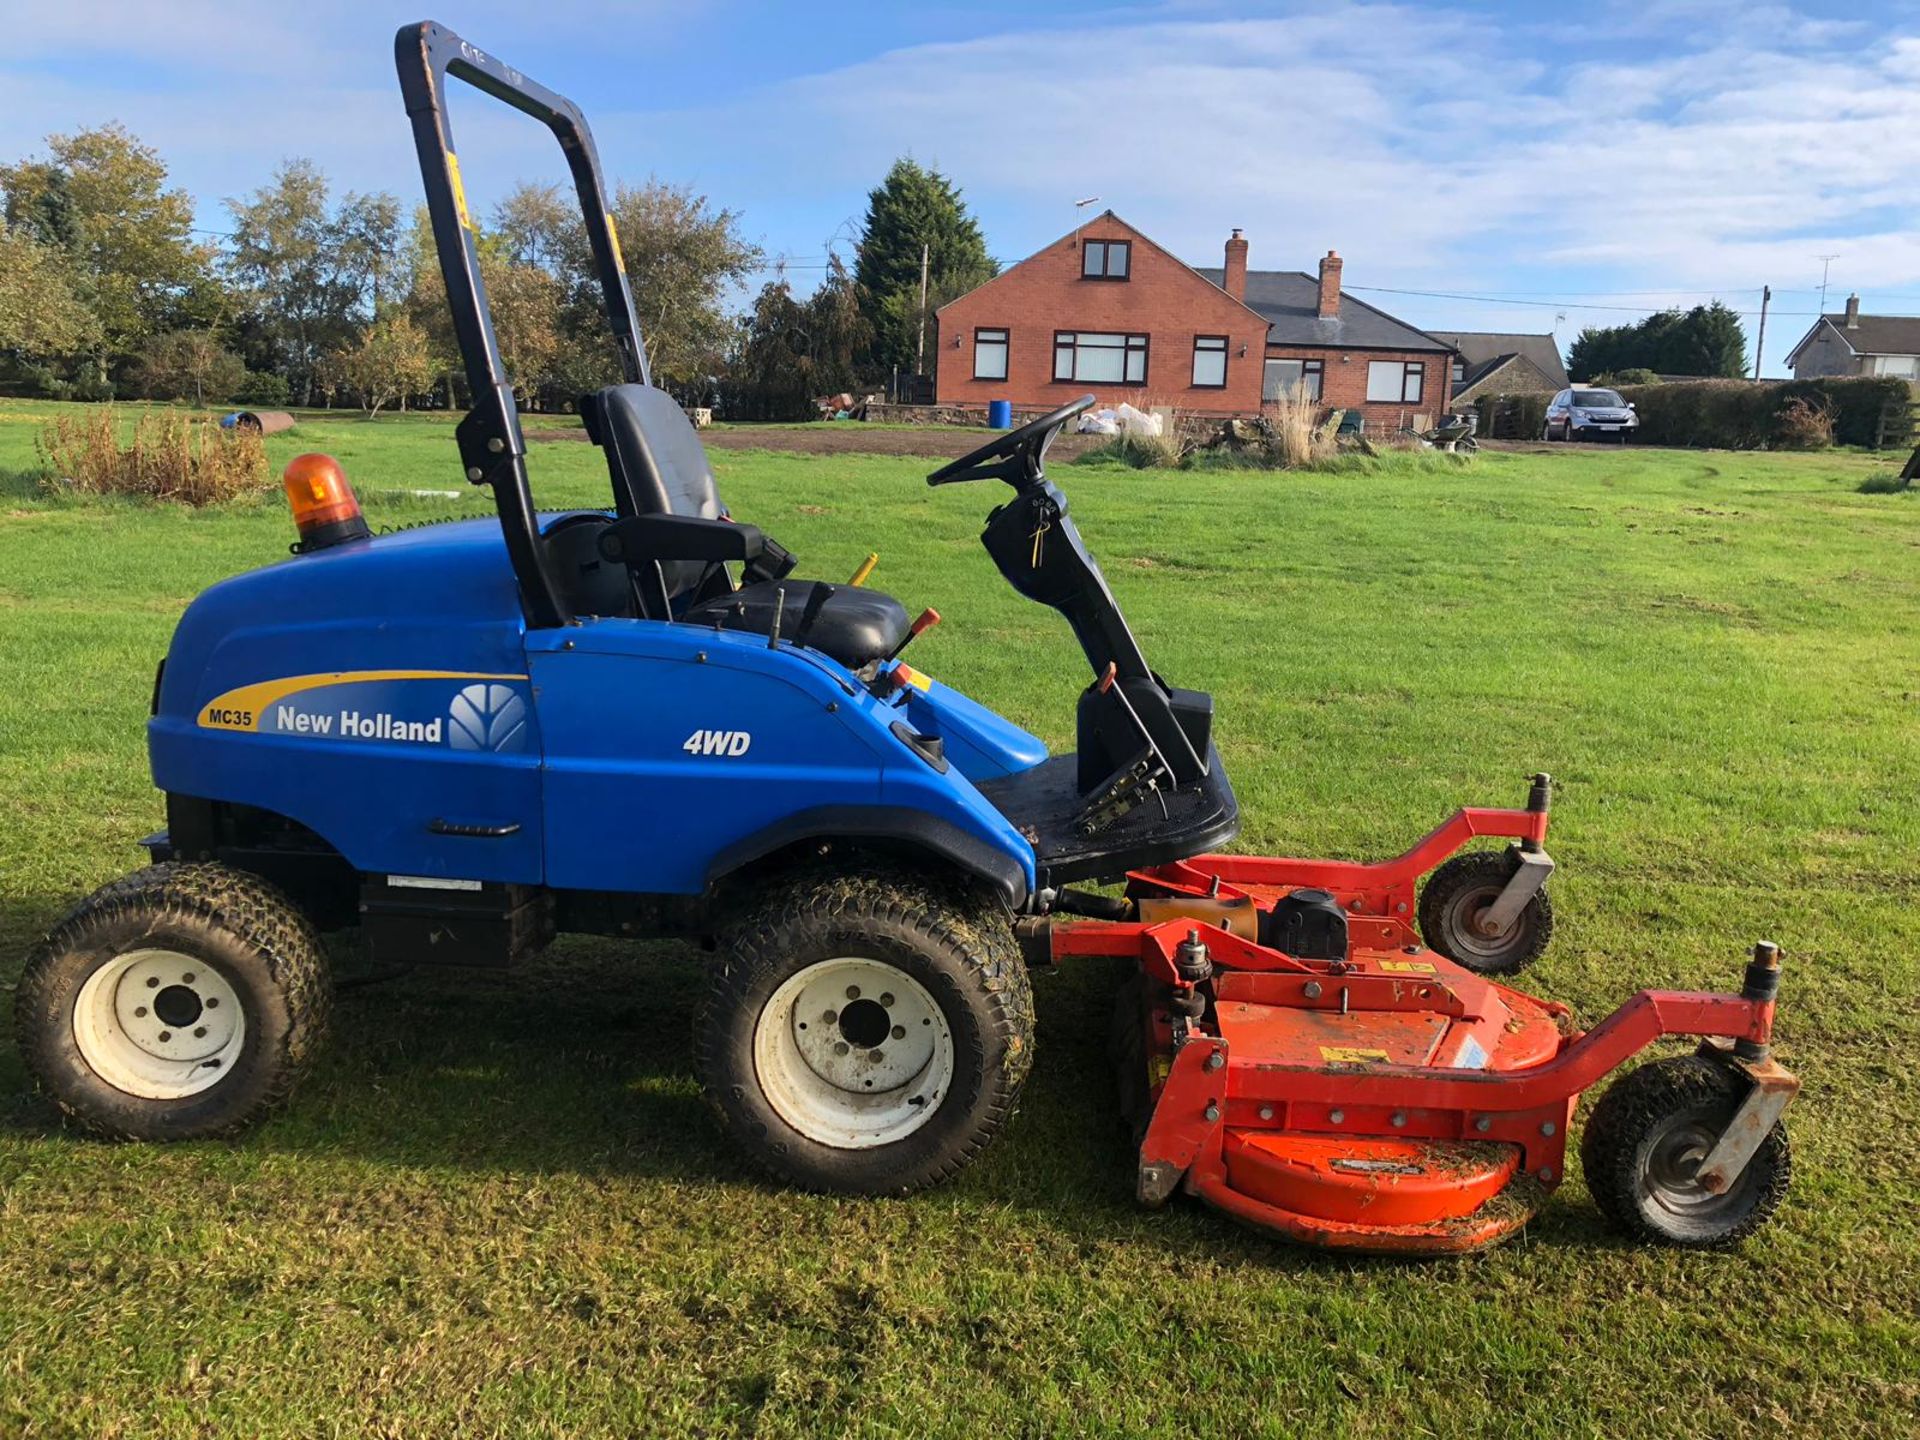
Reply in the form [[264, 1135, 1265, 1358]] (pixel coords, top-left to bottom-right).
[[1261, 385, 1335, 467], [37, 406, 268, 506]]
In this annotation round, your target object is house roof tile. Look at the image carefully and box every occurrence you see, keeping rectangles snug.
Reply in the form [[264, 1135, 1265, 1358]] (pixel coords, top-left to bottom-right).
[[1194, 267, 1453, 352]]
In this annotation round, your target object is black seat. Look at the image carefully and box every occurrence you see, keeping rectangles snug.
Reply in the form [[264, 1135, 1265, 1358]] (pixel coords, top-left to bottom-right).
[[682, 580, 908, 665], [580, 384, 909, 667]]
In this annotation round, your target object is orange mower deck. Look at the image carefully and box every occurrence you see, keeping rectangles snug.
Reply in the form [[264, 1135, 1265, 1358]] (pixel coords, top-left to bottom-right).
[[1034, 786, 1798, 1255]]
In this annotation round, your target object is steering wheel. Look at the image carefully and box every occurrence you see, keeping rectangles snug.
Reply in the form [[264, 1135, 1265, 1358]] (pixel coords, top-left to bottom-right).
[[926, 394, 1096, 489]]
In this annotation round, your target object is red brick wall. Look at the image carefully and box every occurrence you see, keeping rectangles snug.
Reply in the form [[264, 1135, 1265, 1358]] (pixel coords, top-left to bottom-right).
[[935, 217, 1267, 417], [1264, 344, 1454, 431]]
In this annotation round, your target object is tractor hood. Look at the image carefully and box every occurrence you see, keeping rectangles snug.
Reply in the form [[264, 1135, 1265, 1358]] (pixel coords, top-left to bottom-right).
[[159, 517, 527, 716]]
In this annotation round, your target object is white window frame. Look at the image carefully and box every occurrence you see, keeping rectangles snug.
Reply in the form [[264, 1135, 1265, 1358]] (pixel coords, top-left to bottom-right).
[[1367, 360, 1425, 404], [973, 327, 1009, 381]]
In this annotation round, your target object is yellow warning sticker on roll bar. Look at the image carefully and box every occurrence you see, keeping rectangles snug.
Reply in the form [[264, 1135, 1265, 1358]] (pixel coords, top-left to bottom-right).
[[446, 151, 474, 231]]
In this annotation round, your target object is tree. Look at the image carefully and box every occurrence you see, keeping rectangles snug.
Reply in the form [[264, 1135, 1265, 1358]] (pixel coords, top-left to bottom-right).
[[724, 255, 873, 420], [486, 178, 760, 401], [330, 311, 435, 416], [1569, 302, 1749, 381], [225, 161, 403, 403], [132, 328, 245, 405], [853, 159, 995, 376], [0, 125, 212, 375], [0, 224, 97, 359], [611, 179, 761, 392]]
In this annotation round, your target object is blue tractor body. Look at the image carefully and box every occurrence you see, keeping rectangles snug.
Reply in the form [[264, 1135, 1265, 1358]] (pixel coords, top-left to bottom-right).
[[152, 516, 1049, 906]]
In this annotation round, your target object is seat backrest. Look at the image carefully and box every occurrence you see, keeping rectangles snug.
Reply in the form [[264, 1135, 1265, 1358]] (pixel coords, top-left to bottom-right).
[[581, 383, 723, 601], [584, 383, 724, 521]]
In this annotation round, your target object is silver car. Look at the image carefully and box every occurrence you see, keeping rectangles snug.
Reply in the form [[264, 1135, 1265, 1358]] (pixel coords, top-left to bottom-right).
[[1544, 387, 1638, 443]]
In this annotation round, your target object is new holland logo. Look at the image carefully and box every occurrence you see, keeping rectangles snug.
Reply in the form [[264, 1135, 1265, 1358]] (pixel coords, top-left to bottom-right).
[[448, 683, 530, 753]]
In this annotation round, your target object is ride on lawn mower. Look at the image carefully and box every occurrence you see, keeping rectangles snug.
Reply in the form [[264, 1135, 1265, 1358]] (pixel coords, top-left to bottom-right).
[[13, 22, 1798, 1255]]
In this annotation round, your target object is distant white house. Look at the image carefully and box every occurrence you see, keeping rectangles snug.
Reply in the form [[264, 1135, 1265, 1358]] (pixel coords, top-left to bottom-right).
[[1786, 295, 1920, 380]]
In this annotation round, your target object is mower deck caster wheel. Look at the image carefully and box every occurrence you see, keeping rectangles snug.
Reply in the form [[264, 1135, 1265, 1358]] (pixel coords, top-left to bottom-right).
[[1580, 1055, 1790, 1248], [13, 863, 331, 1140], [697, 867, 1035, 1196], [1418, 851, 1553, 976]]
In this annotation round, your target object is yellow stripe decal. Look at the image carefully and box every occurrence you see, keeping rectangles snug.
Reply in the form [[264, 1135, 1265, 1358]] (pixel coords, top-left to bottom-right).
[[1320, 1046, 1392, 1065], [198, 671, 527, 732], [446, 151, 474, 231]]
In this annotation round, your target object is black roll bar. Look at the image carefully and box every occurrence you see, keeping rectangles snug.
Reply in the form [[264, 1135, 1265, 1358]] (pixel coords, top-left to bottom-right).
[[394, 20, 648, 627]]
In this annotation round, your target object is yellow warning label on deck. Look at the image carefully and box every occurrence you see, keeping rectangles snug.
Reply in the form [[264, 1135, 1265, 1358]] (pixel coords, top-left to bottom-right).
[[1320, 1046, 1392, 1064], [1380, 959, 1437, 974]]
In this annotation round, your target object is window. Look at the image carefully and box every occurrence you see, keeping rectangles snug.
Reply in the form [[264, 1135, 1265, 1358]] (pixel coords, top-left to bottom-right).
[[1081, 239, 1130, 280], [1054, 331, 1148, 384], [1452, 359, 1466, 386], [1191, 335, 1228, 388], [1263, 358, 1323, 402], [1367, 360, 1425, 404], [973, 327, 1008, 381]]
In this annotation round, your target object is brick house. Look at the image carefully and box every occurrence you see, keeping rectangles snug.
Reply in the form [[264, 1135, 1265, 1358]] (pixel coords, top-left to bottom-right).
[[935, 211, 1455, 429], [934, 212, 1268, 418]]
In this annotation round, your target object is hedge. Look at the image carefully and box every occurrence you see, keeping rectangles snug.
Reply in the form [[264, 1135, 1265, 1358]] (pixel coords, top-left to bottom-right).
[[1473, 375, 1913, 450]]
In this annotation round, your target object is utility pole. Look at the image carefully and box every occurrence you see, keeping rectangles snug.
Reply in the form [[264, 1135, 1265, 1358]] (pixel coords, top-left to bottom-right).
[[915, 241, 929, 378], [1817, 254, 1840, 314], [1753, 285, 1770, 379]]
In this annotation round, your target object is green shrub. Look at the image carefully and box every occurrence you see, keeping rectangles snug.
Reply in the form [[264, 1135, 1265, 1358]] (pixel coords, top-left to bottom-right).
[[1610, 375, 1911, 449], [230, 369, 291, 407]]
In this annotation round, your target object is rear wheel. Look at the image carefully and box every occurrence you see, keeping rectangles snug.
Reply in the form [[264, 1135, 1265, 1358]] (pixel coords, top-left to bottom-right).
[[696, 867, 1035, 1195], [14, 863, 330, 1140], [1418, 851, 1553, 976], [1580, 1055, 1790, 1247]]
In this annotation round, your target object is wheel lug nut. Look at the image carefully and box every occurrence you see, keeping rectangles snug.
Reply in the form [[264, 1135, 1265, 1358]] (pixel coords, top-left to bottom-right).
[[182, 973, 195, 984], [146, 977, 159, 989], [134, 1007, 148, 1018], [879, 993, 895, 1007], [823, 1009, 838, 1024], [158, 1031, 172, 1043], [205, 998, 219, 1009], [845, 985, 861, 1000], [868, 1049, 885, 1062], [194, 1027, 207, 1038], [891, 1025, 906, 1039], [834, 1042, 850, 1056]]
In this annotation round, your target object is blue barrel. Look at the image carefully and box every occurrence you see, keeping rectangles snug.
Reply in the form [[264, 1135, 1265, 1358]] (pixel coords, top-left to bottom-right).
[[987, 399, 1013, 430]]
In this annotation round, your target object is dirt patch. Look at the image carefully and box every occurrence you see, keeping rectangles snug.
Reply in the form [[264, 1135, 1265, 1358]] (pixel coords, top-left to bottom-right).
[[526, 423, 1109, 462]]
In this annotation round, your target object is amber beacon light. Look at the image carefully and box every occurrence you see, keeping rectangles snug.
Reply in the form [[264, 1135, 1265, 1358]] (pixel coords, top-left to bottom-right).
[[282, 453, 371, 552]]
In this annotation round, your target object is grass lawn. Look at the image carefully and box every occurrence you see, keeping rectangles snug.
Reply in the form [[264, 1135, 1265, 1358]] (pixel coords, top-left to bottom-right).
[[1, 400, 1917, 1437]]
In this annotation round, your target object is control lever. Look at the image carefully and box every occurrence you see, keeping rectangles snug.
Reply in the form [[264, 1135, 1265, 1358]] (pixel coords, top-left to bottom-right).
[[848, 553, 879, 587], [885, 608, 941, 661]]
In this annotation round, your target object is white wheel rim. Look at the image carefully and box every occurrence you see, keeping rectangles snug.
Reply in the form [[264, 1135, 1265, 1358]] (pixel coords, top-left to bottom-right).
[[72, 949, 246, 1100], [752, 956, 954, 1149]]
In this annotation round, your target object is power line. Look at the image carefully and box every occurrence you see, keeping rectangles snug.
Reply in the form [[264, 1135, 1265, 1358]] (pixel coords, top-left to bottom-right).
[[1345, 284, 1821, 320]]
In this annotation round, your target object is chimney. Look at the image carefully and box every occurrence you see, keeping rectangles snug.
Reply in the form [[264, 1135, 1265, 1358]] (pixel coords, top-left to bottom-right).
[[1223, 228, 1248, 302], [1317, 249, 1343, 319], [1844, 293, 1860, 328]]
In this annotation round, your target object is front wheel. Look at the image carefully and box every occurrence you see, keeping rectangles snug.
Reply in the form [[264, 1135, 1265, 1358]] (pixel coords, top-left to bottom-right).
[[1580, 1055, 1790, 1247], [1418, 851, 1553, 976], [14, 863, 331, 1140], [696, 867, 1035, 1195]]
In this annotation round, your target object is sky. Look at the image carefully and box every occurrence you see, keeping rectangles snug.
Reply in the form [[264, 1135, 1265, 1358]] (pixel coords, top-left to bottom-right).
[[4, 0, 1919, 376]]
